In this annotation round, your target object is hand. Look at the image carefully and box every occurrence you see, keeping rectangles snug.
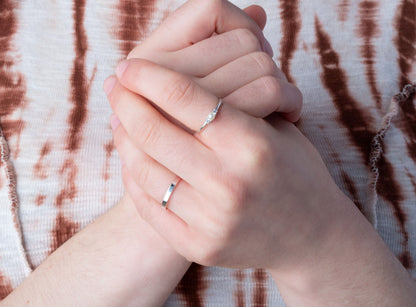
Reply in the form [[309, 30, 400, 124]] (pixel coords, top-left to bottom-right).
[[105, 3, 416, 306], [106, 58, 343, 271], [3, 2, 300, 306], [124, 0, 302, 121], [107, 0, 302, 232]]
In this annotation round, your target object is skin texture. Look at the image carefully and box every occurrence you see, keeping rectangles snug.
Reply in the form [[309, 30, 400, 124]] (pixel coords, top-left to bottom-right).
[[105, 2, 416, 306], [110, 60, 416, 306], [125, 1, 301, 121], [108, 58, 346, 268], [3, 1, 415, 306], [2, 1, 294, 306], [2, 195, 190, 307]]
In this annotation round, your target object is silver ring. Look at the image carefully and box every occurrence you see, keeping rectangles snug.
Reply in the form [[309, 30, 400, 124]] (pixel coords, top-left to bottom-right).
[[161, 180, 179, 209], [199, 99, 223, 132]]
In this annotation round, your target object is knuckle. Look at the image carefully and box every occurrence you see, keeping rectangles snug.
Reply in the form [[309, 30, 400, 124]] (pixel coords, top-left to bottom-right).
[[234, 28, 261, 52], [211, 173, 247, 212], [133, 116, 162, 148], [198, 242, 223, 266], [203, 214, 228, 240], [163, 76, 196, 108], [138, 195, 155, 222], [201, 0, 223, 14], [226, 184, 245, 211], [249, 52, 277, 75], [227, 181, 247, 211], [260, 76, 282, 100], [245, 136, 273, 170], [135, 160, 151, 187]]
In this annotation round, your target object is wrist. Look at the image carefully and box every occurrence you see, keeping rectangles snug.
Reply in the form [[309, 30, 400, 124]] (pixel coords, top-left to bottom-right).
[[268, 192, 416, 306], [268, 192, 363, 293], [4, 195, 191, 307], [108, 194, 191, 305]]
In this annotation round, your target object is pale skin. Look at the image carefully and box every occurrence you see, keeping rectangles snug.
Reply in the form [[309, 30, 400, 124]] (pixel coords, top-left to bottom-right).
[[109, 1, 416, 307], [3, 1, 415, 306], [109, 65, 416, 306], [1, 1, 298, 306], [1, 195, 190, 306]]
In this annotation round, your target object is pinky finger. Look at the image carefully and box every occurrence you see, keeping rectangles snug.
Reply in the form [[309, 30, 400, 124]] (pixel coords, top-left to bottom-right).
[[223, 76, 303, 121], [121, 165, 196, 259]]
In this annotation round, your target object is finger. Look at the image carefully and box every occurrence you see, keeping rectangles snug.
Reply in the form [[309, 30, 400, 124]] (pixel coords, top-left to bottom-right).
[[112, 118, 205, 223], [128, 0, 270, 55], [114, 117, 232, 242], [112, 117, 176, 202], [115, 59, 223, 132], [199, 51, 286, 98], [122, 165, 195, 259], [152, 29, 263, 77], [243, 5, 267, 31], [222, 76, 303, 120], [113, 58, 258, 148], [105, 76, 219, 188]]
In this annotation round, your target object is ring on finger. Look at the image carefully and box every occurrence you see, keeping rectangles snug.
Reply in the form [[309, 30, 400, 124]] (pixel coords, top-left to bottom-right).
[[199, 98, 223, 132], [161, 178, 180, 209]]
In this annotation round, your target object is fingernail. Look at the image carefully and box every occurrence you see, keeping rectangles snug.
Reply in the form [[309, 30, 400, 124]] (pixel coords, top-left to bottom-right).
[[263, 38, 274, 57], [116, 60, 129, 78], [103, 76, 116, 95], [110, 114, 120, 130]]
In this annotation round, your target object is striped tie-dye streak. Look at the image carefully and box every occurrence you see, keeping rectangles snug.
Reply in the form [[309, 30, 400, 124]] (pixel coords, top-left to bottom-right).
[[0, 0, 415, 306]]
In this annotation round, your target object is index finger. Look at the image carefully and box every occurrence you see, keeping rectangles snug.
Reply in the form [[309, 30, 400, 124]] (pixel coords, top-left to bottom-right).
[[129, 0, 269, 54]]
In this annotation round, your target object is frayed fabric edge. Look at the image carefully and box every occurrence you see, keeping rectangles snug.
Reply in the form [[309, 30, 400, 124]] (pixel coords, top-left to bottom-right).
[[365, 82, 416, 229], [0, 123, 33, 276]]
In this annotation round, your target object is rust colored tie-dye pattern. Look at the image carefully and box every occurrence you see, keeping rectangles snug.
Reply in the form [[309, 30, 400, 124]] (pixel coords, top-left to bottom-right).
[[0, 0, 415, 305]]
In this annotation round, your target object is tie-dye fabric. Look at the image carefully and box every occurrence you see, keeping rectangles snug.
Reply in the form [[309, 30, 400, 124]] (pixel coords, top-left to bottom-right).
[[0, 0, 415, 305]]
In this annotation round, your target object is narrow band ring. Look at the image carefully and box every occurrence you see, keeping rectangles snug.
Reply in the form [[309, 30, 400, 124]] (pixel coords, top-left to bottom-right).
[[199, 98, 223, 132], [161, 180, 179, 209]]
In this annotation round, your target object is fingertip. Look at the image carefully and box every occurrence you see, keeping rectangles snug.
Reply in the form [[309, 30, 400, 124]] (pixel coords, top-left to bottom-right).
[[116, 60, 129, 78], [103, 76, 116, 96], [110, 114, 121, 131], [282, 111, 301, 123], [243, 5, 267, 30]]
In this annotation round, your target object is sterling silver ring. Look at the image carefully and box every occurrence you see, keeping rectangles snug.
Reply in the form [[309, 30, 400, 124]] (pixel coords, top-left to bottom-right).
[[161, 180, 179, 209], [199, 98, 223, 132]]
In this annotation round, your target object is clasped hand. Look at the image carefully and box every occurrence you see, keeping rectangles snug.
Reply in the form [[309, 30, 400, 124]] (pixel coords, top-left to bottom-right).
[[104, 0, 346, 272]]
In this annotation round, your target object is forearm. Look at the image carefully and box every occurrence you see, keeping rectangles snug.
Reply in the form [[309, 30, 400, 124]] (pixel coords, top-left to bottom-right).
[[2, 195, 190, 307], [269, 194, 416, 306]]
